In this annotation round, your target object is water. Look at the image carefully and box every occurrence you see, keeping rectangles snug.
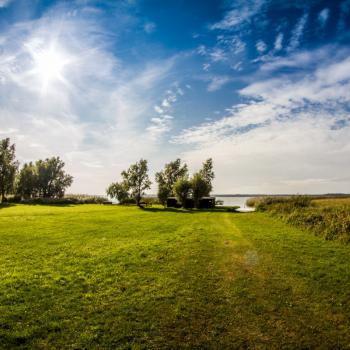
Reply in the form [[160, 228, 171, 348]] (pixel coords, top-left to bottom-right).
[[215, 196, 254, 212]]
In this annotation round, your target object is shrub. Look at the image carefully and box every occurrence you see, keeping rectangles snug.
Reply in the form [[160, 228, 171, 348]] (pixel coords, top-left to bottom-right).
[[141, 197, 161, 206], [18, 194, 108, 205], [253, 195, 350, 243]]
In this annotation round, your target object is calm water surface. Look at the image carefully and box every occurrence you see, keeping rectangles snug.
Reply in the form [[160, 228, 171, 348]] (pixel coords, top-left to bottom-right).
[[216, 196, 254, 211]]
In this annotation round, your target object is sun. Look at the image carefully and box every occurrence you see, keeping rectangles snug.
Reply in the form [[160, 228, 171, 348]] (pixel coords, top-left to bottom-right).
[[35, 48, 65, 82], [29, 43, 71, 92]]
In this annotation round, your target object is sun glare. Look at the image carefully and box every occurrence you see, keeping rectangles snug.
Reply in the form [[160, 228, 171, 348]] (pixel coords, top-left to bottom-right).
[[30, 43, 71, 92]]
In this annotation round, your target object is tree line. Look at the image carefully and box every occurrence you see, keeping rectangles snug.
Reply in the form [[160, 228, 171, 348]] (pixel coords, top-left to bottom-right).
[[107, 158, 214, 208], [0, 138, 73, 202], [1, 137, 214, 208]]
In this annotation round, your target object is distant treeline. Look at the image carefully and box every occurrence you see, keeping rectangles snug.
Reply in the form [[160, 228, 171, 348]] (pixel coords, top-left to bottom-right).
[[1, 137, 215, 208]]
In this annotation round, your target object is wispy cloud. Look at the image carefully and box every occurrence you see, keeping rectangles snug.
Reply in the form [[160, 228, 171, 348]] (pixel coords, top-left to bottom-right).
[[144, 21, 156, 33], [0, 3, 176, 193], [288, 13, 308, 51], [207, 75, 231, 92], [0, 0, 12, 8], [173, 49, 350, 193], [147, 84, 185, 139], [256, 40, 267, 53], [209, 0, 266, 31], [318, 8, 330, 27], [274, 33, 283, 51]]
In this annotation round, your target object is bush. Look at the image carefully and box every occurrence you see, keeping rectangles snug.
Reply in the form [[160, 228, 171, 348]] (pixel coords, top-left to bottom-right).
[[252, 195, 350, 243], [141, 197, 161, 206], [247, 196, 312, 212], [18, 194, 108, 205]]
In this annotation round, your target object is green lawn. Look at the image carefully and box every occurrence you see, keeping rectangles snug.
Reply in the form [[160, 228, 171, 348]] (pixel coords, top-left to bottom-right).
[[1, 204, 350, 349]]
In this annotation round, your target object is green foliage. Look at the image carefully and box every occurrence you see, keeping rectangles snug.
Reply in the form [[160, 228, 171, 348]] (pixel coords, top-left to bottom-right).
[[121, 159, 152, 206], [106, 181, 129, 204], [198, 158, 214, 195], [155, 158, 188, 203], [173, 178, 192, 207], [16, 162, 37, 199], [157, 185, 171, 206], [250, 196, 350, 243], [140, 196, 161, 206], [19, 194, 107, 205], [191, 173, 210, 208], [246, 196, 311, 211], [0, 138, 18, 201], [35, 157, 73, 198], [1, 205, 350, 348], [16, 157, 73, 199]]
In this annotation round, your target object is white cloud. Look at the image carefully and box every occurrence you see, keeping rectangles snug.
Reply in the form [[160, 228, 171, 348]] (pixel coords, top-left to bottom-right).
[[274, 33, 283, 51], [318, 8, 329, 27], [146, 115, 173, 139], [144, 22, 156, 33], [256, 40, 267, 53], [0, 4, 176, 194], [203, 63, 210, 71], [173, 51, 350, 193], [207, 75, 231, 92], [154, 105, 163, 114], [210, 48, 227, 62], [259, 47, 332, 72], [288, 13, 308, 51], [146, 85, 186, 140], [210, 0, 266, 31], [0, 0, 12, 8]]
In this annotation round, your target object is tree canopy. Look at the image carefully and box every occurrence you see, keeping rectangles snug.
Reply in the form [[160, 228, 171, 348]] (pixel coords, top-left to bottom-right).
[[16, 157, 73, 199], [155, 158, 188, 205], [191, 173, 211, 208], [199, 158, 214, 196], [173, 178, 192, 208], [107, 159, 152, 207], [106, 181, 129, 204], [0, 138, 18, 201]]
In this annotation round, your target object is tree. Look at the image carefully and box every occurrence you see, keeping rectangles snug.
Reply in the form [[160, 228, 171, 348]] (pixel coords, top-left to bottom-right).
[[199, 158, 214, 195], [155, 158, 188, 204], [0, 138, 18, 202], [173, 178, 192, 208], [106, 181, 129, 204], [35, 157, 73, 198], [191, 173, 210, 209], [121, 159, 151, 206], [157, 185, 170, 206], [16, 162, 38, 199]]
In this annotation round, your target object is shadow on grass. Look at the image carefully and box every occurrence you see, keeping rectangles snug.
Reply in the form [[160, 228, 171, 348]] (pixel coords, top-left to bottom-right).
[[141, 206, 242, 214], [141, 207, 194, 214], [0, 202, 75, 208], [0, 203, 15, 210]]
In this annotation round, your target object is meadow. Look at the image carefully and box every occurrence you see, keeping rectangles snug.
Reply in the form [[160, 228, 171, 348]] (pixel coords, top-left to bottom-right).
[[1, 204, 350, 349]]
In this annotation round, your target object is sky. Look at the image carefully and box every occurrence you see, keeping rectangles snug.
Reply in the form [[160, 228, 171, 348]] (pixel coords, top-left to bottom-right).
[[0, 0, 350, 195]]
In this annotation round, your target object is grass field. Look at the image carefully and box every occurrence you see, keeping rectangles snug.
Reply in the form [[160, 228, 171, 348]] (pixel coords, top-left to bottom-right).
[[313, 197, 350, 207], [1, 204, 350, 349]]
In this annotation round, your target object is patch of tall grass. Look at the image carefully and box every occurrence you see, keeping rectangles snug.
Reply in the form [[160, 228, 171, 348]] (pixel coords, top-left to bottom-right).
[[246, 196, 350, 243], [14, 194, 109, 204]]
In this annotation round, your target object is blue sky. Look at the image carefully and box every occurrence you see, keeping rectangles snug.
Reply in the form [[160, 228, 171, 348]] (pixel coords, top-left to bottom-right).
[[1, 0, 350, 194]]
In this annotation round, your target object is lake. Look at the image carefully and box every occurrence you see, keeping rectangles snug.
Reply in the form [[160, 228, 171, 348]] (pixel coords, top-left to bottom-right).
[[215, 196, 254, 211]]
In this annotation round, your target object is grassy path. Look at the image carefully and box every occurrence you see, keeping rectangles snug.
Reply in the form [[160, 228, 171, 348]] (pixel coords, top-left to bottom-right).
[[0, 205, 350, 349]]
